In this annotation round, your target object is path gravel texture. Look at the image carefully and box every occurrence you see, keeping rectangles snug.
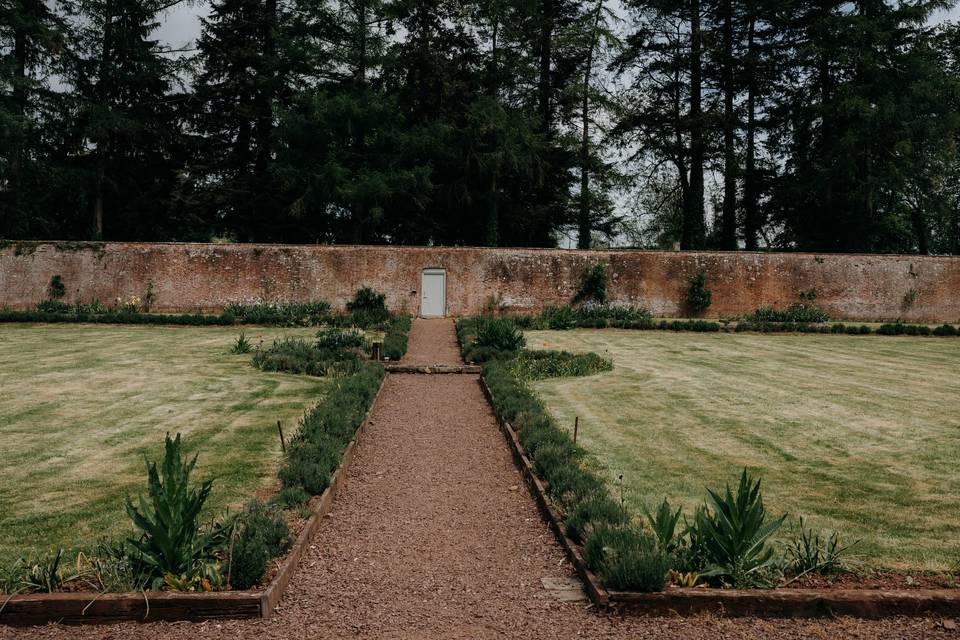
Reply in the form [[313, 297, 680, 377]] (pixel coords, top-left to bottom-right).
[[3, 319, 956, 639], [400, 317, 463, 366]]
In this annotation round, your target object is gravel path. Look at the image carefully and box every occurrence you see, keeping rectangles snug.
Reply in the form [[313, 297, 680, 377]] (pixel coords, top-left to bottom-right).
[[3, 320, 955, 638], [400, 318, 462, 365]]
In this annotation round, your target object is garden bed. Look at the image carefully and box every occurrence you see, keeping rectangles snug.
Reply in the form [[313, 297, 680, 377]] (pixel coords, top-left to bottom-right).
[[479, 376, 960, 618], [0, 377, 386, 626]]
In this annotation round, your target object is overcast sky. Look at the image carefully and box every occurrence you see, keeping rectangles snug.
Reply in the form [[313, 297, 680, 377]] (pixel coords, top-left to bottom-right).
[[155, 2, 960, 50]]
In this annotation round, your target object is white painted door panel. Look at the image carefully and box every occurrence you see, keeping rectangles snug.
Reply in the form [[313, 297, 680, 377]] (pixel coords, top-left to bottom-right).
[[421, 270, 446, 317]]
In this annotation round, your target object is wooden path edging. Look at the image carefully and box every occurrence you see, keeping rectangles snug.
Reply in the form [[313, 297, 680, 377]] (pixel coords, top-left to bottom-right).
[[1, 377, 387, 627], [478, 377, 610, 607], [385, 364, 481, 374], [478, 376, 960, 619]]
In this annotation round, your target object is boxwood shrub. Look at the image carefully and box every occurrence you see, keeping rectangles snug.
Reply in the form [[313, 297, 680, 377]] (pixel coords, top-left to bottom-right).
[[278, 361, 384, 497]]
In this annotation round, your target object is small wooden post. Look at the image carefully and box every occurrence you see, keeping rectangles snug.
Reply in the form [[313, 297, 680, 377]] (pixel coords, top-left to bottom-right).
[[277, 420, 286, 453], [573, 416, 579, 444]]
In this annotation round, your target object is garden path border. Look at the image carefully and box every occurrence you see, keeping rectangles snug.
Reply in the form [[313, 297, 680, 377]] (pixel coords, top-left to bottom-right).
[[0, 378, 386, 627], [478, 376, 960, 619]]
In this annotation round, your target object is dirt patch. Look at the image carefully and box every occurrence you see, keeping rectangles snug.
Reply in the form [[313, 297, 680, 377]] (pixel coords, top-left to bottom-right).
[[791, 572, 957, 590]]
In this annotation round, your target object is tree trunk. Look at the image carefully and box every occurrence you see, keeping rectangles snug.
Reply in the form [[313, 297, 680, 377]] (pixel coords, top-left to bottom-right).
[[93, 3, 114, 240], [578, 1, 603, 250], [683, 0, 705, 250], [252, 0, 277, 236], [720, 0, 737, 250], [350, 0, 368, 243], [10, 10, 29, 232], [538, 0, 554, 135], [486, 173, 498, 246], [743, 6, 759, 250]]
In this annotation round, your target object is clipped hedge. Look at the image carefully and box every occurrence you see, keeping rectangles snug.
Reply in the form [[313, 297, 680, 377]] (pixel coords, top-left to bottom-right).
[[278, 361, 384, 499], [0, 309, 235, 325], [482, 359, 666, 592], [252, 337, 362, 376], [383, 315, 412, 360], [509, 350, 612, 381]]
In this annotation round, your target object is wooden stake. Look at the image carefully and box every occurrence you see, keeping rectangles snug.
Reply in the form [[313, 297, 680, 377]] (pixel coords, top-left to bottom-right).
[[277, 420, 286, 453], [573, 416, 579, 444]]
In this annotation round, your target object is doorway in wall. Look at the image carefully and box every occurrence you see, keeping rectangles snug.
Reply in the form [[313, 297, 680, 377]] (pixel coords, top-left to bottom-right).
[[420, 269, 446, 317]]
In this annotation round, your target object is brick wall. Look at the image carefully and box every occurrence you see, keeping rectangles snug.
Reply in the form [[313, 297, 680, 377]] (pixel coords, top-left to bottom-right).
[[1, 241, 959, 322]]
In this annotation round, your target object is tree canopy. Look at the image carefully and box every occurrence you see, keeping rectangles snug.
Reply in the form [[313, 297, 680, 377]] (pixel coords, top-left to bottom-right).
[[2, 0, 959, 253]]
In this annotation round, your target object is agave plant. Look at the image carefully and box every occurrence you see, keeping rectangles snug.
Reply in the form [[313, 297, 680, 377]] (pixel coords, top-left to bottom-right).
[[694, 469, 786, 587], [644, 498, 683, 554], [125, 433, 224, 589]]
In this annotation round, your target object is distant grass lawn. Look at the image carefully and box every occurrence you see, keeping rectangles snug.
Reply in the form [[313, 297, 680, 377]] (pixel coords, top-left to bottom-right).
[[527, 330, 960, 571], [0, 324, 327, 562]]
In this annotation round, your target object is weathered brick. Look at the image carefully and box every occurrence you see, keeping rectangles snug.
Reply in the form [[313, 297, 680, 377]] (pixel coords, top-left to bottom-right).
[[1, 242, 958, 322]]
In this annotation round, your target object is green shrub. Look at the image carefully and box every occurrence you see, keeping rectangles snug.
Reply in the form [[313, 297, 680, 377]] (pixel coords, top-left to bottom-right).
[[573, 264, 609, 304], [785, 516, 856, 578], [36, 300, 72, 313], [645, 498, 683, 554], [746, 303, 828, 324], [542, 305, 577, 330], [274, 485, 311, 508], [224, 300, 331, 326], [577, 303, 652, 323], [878, 321, 937, 336], [934, 324, 959, 336], [279, 433, 344, 495], [48, 275, 66, 300], [279, 362, 384, 496], [252, 338, 360, 376], [565, 494, 627, 544], [229, 500, 292, 589], [231, 332, 253, 354], [0, 549, 84, 593], [475, 317, 526, 352], [315, 327, 367, 350], [229, 536, 269, 591], [510, 350, 612, 381], [692, 469, 786, 587], [685, 270, 712, 315], [346, 287, 390, 327], [584, 526, 669, 592], [383, 315, 412, 360], [125, 433, 226, 589]]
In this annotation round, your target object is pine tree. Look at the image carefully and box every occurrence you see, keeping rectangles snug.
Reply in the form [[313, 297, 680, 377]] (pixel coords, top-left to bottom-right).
[[68, 0, 182, 239]]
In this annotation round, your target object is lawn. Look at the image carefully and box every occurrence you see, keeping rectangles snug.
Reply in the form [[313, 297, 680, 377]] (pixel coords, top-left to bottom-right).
[[526, 329, 960, 571], [0, 324, 328, 562]]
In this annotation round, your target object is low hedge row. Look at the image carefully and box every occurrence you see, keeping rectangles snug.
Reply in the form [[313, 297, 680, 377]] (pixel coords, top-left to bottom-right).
[[734, 321, 873, 334], [509, 350, 613, 381], [482, 359, 668, 591], [0, 309, 236, 325], [493, 311, 960, 338], [383, 315, 412, 360], [277, 361, 385, 499]]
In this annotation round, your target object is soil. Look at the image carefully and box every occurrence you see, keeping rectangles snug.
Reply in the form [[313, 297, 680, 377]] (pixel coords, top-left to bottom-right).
[[789, 571, 957, 590], [3, 320, 958, 639]]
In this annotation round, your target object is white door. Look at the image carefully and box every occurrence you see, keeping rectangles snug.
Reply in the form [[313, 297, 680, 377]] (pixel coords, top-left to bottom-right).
[[421, 269, 446, 317]]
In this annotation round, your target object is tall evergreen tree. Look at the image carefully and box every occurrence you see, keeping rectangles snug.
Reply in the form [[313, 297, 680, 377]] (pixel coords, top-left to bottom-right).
[[68, 0, 183, 239]]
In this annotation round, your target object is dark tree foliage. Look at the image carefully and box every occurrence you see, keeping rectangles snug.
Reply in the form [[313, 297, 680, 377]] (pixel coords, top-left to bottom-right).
[[1, 0, 959, 254]]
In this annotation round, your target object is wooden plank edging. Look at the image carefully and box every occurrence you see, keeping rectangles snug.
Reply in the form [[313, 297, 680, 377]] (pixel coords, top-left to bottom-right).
[[477, 376, 960, 619], [385, 364, 481, 374], [0, 374, 387, 627], [258, 374, 386, 618], [478, 377, 610, 607]]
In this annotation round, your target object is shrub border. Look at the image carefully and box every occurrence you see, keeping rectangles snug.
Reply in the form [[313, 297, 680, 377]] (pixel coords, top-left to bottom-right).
[[478, 377, 960, 619], [0, 378, 386, 626]]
